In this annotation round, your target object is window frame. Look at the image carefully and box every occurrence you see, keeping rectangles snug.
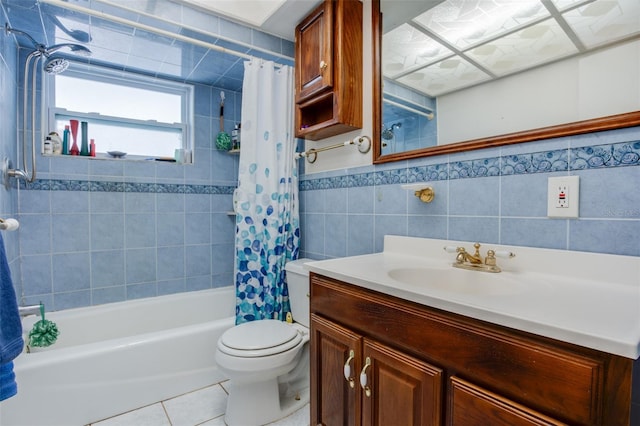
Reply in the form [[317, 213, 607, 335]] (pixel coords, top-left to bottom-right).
[[45, 61, 194, 162]]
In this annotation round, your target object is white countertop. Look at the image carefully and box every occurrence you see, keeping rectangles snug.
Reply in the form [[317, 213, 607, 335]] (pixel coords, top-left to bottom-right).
[[305, 236, 640, 359]]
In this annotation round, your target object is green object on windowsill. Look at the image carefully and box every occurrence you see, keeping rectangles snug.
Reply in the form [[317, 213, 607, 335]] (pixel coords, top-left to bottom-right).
[[28, 303, 59, 348]]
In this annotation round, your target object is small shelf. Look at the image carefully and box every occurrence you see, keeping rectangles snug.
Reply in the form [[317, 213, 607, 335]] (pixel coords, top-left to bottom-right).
[[227, 149, 240, 155]]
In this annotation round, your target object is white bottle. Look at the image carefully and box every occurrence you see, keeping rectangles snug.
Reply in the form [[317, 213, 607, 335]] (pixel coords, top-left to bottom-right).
[[49, 132, 62, 155], [43, 136, 53, 155], [231, 124, 239, 150]]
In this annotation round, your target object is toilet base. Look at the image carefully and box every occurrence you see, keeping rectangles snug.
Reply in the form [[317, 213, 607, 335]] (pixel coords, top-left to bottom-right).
[[224, 378, 309, 426]]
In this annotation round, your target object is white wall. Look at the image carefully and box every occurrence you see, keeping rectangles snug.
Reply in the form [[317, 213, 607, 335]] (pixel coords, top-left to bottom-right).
[[437, 39, 640, 145]]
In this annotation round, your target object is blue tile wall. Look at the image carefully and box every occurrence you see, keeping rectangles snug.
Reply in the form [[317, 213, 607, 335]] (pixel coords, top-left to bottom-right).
[[18, 177, 238, 311], [0, 2, 20, 293], [299, 129, 640, 259]]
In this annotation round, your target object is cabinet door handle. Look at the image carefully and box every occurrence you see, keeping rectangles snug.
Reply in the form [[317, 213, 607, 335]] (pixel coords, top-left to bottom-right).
[[343, 349, 355, 388], [320, 60, 328, 72], [359, 356, 372, 397]]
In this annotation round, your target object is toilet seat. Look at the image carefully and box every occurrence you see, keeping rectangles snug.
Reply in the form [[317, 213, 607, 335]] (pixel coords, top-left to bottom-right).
[[218, 320, 303, 358]]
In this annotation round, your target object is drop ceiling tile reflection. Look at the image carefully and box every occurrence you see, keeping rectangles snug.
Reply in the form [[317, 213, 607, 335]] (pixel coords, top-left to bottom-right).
[[413, 0, 550, 50], [397, 56, 491, 97], [383, 23, 454, 77], [548, 0, 593, 11], [465, 17, 579, 76], [562, 0, 640, 48]]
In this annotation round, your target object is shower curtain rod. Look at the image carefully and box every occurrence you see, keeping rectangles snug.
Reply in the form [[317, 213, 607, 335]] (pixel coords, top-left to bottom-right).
[[40, 0, 290, 67], [295, 136, 371, 164]]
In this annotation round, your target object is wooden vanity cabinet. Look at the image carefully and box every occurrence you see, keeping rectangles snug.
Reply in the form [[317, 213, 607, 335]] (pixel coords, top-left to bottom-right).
[[294, 0, 362, 140], [310, 273, 634, 426], [311, 313, 443, 426]]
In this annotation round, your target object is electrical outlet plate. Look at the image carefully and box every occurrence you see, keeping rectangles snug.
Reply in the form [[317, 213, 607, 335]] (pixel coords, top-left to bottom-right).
[[547, 176, 579, 218]]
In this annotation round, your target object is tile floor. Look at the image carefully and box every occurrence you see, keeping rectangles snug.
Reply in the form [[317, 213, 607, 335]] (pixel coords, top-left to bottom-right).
[[89, 381, 310, 426]]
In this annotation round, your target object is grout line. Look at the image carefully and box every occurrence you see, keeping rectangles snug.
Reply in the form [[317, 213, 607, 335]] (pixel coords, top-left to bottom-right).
[[160, 401, 173, 426]]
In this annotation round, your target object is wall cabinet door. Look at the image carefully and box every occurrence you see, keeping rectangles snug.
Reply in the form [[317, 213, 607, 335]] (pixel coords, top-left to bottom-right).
[[295, 1, 333, 103], [361, 339, 443, 426]]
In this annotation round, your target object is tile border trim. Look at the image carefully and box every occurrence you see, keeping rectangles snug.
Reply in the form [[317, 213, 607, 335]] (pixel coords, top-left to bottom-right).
[[20, 180, 236, 194], [300, 140, 640, 191]]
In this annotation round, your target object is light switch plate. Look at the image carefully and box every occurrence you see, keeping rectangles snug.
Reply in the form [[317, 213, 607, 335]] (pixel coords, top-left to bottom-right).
[[547, 176, 579, 218]]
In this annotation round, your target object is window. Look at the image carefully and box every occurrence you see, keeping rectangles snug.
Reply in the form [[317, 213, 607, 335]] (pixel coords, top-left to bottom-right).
[[46, 63, 194, 161]]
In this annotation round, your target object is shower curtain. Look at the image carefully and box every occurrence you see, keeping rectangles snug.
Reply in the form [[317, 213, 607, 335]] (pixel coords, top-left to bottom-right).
[[234, 60, 300, 325]]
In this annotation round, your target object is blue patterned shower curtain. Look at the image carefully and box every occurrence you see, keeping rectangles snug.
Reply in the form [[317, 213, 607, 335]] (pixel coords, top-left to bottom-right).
[[234, 60, 300, 325]]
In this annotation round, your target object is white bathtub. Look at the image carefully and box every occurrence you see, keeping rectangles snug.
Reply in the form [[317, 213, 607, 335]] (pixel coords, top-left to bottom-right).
[[0, 287, 236, 426]]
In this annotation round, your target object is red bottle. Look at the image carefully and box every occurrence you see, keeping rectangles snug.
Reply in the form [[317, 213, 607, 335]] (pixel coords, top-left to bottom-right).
[[69, 119, 80, 155]]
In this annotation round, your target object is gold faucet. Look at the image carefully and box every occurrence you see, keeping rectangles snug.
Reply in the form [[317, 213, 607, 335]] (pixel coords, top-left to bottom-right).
[[446, 242, 514, 273]]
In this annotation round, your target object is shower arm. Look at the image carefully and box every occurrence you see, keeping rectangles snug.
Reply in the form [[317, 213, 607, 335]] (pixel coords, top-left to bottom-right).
[[5, 23, 42, 51]]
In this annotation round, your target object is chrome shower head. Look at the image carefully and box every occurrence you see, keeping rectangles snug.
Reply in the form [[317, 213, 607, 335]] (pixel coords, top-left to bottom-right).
[[45, 43, 92, 57], [381, 122, 402, 140], [381, 127, 394, 141], [44, 57, 69, 74]]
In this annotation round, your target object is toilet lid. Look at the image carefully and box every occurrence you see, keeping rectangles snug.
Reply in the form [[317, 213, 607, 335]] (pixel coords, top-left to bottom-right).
[[218, 320, 302, 357]]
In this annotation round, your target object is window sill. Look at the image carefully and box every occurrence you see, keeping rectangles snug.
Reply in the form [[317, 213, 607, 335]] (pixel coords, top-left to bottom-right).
[[43, 153, 192, 164]]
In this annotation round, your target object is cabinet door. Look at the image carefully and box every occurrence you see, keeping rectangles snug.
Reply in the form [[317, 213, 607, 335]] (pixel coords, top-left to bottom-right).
[[295, 0, 333, 103], [311, 313, 362, 426], [361, 339, 443, 426], [448, 377, 567, 426]]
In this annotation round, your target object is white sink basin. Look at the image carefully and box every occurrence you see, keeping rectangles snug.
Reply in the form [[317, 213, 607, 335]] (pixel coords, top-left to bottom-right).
[[386, 267, 526, 296]]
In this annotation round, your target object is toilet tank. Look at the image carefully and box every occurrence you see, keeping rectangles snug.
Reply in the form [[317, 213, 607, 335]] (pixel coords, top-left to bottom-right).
[[285, 258, 312, 328]]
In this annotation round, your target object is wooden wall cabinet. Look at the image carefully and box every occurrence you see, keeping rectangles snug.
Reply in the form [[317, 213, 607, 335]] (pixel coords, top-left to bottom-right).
[[310, 273, 634, 426], [294, 0, 362, 140]]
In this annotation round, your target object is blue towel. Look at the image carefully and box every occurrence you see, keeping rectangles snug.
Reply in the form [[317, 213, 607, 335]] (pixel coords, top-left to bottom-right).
[[0, 232, 23, 401], [0, 361, 17, 401]]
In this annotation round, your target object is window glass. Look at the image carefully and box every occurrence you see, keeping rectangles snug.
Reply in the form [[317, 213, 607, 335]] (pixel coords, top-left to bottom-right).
[[47, 63, 193, 160]]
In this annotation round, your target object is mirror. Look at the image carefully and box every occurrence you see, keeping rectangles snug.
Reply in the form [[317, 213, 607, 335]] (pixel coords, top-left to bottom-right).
[[372, 0, 640, 164]]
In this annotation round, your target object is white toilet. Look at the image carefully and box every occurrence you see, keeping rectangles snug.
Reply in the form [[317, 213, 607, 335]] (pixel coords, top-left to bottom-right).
[[215, 258, 312, 426]]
